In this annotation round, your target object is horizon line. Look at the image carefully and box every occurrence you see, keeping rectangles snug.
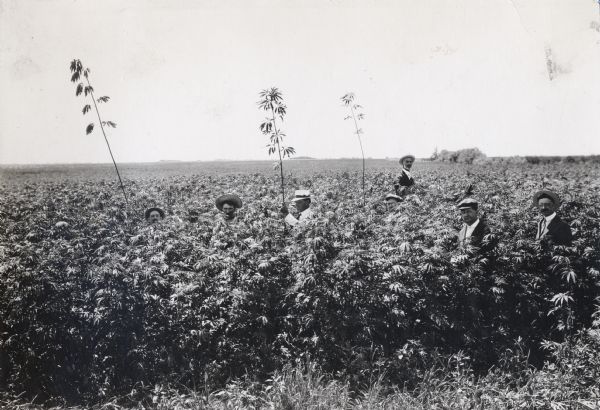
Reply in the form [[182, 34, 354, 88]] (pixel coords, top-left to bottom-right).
[[1, 153, 599, 167]]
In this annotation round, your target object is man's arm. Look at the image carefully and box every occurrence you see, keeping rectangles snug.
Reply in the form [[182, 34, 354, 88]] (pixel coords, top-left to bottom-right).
[[280, 206, 299, 226], [284, 213, 299, 226]]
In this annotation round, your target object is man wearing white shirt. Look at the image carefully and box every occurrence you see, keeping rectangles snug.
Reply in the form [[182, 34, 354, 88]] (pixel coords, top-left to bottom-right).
[[456, 197, 491, 249], [281, 190, 314, 226], [533, 190, 572, 246]]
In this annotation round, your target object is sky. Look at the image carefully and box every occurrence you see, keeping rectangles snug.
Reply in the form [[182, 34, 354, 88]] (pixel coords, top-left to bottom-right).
[[1, 0, 599, 164]]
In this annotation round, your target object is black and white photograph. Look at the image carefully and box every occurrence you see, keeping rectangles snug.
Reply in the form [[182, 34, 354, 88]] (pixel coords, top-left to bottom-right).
[[1, 0, 600, 408]]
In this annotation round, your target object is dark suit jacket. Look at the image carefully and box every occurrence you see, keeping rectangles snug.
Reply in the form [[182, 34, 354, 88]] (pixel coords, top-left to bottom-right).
[[457, 219, 496, 254], [543, 215, 573, 246], [458, 220, 491, 247], [398, 170, 414, 187]]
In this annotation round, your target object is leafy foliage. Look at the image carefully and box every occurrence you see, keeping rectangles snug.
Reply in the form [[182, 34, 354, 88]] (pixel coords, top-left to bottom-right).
[[0, 161, 599, 406]]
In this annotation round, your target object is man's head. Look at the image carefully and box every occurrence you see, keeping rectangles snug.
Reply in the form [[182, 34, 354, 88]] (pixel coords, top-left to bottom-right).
[[291, 189, 311, 212], [384, 194, 402, 210], [294, 198, 311, 213], [399, 155, 415, 170], [457, 198, 478, 225], [215, 194, 243, 219], [533, 190, 559, 217], [222, 202, 237, 219], [537, 195, 557, 217], [145, 207, 165, 224]]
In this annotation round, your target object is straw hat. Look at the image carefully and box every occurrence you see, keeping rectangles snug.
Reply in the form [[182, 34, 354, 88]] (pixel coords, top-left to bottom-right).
[[532, 190, 560, 207], [457, 197, 478, 210], [144, 207, 165, 220], [291, 189, 311, 202], [399, 154, 415, 165], [215, 194, 243, 211]]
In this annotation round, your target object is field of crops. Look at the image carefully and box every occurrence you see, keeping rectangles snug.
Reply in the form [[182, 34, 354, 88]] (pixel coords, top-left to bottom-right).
[[1, 160, 600, 409]]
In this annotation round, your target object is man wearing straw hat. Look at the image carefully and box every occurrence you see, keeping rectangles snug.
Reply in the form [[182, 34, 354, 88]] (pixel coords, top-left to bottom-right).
[[281, 189, 314, 226], [145, 207, 165, 224], [395, 154, 415, 196], [533, 190, 572, 246], [214, 194, 243, 226], [456, 197, 492, 249]]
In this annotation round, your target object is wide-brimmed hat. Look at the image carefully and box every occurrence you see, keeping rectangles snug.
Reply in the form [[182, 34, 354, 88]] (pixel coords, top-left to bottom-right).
[[291, 189, 311, 202], [532, 190, 560, 207], [457, 197, 478, 210], [399, 154, 415, 165], [215, 194, 243, 211], [145, 207, 165, 220], [384, 193, 403, 202]]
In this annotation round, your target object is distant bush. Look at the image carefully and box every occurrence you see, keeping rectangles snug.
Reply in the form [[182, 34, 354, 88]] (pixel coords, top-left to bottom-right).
[[435, 148, 486, 164], [523, 155, 600, 165]]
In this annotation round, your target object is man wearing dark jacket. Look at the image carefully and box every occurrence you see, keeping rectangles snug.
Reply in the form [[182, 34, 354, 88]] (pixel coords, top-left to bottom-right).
[[395, 154, 415, 196], [456, 197, 492, 250], [533, 190, 572, 246]]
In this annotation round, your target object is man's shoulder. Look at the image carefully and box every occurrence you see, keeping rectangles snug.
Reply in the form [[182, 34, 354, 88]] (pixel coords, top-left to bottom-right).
[[474, 219, 491, 234], [549, 216, 570, 230]]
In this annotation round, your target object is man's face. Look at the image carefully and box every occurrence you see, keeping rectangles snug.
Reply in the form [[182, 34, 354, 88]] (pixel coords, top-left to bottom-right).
[[222, 203, 236, 218], [385, 198, 401, 211], [537, 198, 556, 217], [403, 158, 414, 170], [460, 207, 478, 225], [294, 199, 310, 212], [148, 210, 162, 224]]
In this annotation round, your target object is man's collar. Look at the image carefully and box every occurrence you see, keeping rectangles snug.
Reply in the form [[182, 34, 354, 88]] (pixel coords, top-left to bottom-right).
[[544, 212, 557, 223], [466, 218, 480, 228]]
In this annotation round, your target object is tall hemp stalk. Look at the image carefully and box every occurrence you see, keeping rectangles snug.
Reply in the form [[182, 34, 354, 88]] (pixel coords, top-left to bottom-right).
[[69, 59, 128, 206], [258, 88, 295, 208], [341, 93, 366, 205]]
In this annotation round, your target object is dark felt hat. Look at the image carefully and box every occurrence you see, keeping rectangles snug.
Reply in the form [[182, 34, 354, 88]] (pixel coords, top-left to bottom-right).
[[215, 194, 243, 211], [145, 207, 165, 220]]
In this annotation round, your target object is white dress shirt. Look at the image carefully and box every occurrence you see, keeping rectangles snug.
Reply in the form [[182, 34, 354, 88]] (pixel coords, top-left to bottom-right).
[[402, 168, 412, 179], [465, 218, 480, 238], [458, 218, 480, 246], [536, 212, 556, 239], [285, 207, 314, 226]]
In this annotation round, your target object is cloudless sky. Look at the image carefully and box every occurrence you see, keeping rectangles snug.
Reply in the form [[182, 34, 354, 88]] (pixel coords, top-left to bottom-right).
[[1, 0, 599, 164]]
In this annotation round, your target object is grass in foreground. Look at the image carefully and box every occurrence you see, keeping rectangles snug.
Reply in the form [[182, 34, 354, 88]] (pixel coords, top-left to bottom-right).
[[3, 345, 600, 410]]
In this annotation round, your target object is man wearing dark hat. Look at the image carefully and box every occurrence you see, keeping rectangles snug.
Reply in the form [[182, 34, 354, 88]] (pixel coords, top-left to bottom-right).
[[456, 198, 491, 249], [215, 194, 243, 226], [281, 189, 314, 226], [533, 190, 572, 246], [395, 154, 415, 196], [145, 207, 165, 224]]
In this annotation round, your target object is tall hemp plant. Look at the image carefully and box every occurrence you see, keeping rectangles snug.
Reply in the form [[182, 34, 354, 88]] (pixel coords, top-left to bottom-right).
[[258, 88, 295, 208], [341, 93, 366, 205], [69, 59, 128, 205]]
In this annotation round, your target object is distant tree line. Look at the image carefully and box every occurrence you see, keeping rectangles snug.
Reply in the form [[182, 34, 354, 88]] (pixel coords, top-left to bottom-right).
[[430, 147, 600, 165], [429, 147, 486, 164]]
